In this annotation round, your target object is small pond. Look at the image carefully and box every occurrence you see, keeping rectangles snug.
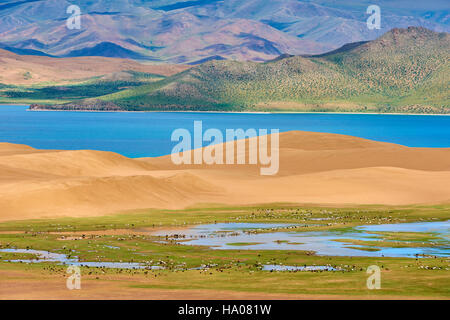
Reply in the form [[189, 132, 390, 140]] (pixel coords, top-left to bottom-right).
[[153, 221, 450, 258]]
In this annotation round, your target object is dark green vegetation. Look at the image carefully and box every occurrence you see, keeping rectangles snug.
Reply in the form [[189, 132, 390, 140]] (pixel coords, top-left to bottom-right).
[[0, 71, 165, 106], [0, 204, 449, 298], [25, 28, 450, 113]]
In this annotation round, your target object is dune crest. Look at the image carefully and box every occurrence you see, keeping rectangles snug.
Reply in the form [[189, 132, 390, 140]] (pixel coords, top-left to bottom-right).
[[0, 131, 449, 221], [0, 150, 157, 177]]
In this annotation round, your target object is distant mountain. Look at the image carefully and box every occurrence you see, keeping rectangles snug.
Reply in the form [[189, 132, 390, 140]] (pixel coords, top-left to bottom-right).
[[188, 55, 227, 65], [0, 48, 189, 85], [0, 0, 448, 62], [0, 44, 53, 57], [63, 42, 158, 60], [76, 27, 447, 114]]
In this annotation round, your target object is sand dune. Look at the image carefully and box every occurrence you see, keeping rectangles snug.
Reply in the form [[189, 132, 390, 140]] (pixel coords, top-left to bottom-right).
[[144, 131, 450, 176], [0, 131, 449, 221], [0, 149, 157, 177], [217, 167, 450, 206], [0, 173, 222, 221], [0, 143, 45, 156]]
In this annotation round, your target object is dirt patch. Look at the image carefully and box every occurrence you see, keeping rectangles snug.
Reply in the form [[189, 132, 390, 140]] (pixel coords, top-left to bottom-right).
[[0, 269, 439, 300]]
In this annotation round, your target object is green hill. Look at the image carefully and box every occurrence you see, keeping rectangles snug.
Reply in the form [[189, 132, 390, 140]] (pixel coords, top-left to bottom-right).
[[34, 27, 450, 113]]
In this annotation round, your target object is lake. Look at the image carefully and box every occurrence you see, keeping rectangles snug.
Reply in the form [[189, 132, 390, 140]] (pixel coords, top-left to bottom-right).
[[0, 105, 449, 157]]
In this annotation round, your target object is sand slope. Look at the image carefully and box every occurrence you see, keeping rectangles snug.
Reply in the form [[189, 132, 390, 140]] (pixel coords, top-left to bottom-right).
[[0, 131, 449, 221]]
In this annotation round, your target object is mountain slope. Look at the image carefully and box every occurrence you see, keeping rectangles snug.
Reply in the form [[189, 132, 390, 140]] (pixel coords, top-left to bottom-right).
[[63, 42, 158, 60], [0, 48, 189, 85], [0, 0, 448, 62], [78, 27, 448, 113]]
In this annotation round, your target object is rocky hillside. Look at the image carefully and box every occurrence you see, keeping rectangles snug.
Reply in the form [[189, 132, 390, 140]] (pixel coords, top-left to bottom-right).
[[82, 27, 449, 113]]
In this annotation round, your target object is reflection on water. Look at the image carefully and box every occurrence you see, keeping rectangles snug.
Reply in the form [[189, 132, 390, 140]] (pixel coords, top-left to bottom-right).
[[155, 221, 450, 258], [0, 248, 162, 269], [169, 223, 300, 235], [356, 220, 450, 233], [262, 265, 339, 272]]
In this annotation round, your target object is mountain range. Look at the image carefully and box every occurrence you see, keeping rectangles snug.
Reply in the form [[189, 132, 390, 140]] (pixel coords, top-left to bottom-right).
[[0, 0, 449, 63], [26, 27, 450, 114]]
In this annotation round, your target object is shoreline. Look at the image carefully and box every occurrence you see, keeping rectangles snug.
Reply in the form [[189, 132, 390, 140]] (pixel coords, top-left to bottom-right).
[[1, 104, 449, 116]]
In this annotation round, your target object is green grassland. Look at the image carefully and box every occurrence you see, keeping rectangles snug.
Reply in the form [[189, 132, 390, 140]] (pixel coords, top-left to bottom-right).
[[1, 203, 449, 233], [0, 204, 449, 298]]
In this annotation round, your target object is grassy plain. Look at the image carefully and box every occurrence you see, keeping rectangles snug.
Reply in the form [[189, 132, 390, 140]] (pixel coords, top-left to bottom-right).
[[0, 204, 448, 299]]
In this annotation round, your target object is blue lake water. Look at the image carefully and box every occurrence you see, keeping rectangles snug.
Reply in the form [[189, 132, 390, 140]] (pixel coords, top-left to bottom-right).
[[154, 221, 450, 258], [0, 105, 449, 157]]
